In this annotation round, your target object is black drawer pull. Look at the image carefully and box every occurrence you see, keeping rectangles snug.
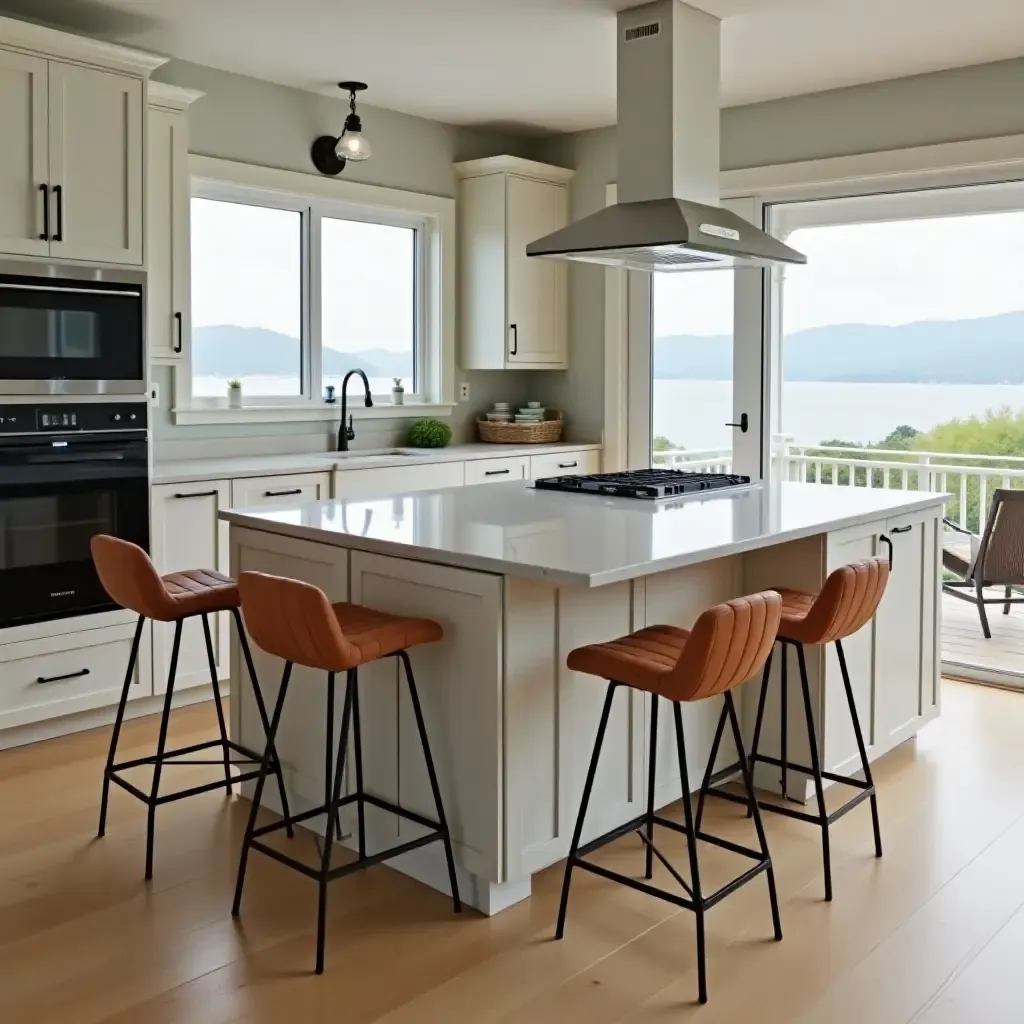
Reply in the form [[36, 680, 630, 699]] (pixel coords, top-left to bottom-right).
[[485, 469, 511, 476], [39, 183, 49, 241], [558, 461, 579, 469], [264, 488, 302, 497], [37, 668, 90, 685], [891, 524, 913, 534], [173, 311, 183, 354], [879, 534, 893, 569], [172, 489, 218, 500], [53, 184, 63, 242]]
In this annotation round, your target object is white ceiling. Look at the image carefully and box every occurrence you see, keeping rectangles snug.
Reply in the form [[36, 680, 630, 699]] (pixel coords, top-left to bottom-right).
[[6, 0, 1024, 132]]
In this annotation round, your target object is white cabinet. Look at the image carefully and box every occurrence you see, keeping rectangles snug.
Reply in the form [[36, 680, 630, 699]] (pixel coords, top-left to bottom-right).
[[0, 20, 162, 264], [334, 460, 464, 500], [231, 471, 332, 509], [530, 449, 601, 480], [464, 456, 528, 486], [455, 156, 573, 370], [150, 481, 231, 694], [147, 85, 201, 361]]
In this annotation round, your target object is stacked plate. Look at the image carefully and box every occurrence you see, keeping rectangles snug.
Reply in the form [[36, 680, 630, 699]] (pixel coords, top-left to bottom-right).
[[515, 402, 545, 423], [485, 401, 512, 423]]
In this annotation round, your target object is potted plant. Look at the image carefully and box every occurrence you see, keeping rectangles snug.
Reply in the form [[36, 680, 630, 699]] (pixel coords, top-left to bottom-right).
[[391, 377, 405, 406], [407, 418, 452, 449], [227, 378, 243, 409]]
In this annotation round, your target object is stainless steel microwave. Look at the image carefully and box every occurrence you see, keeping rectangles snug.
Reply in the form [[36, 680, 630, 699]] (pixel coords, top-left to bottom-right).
[[0, 260, 146, 396]]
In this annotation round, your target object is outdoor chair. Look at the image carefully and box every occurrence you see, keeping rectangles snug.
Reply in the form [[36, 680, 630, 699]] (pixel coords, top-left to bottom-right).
[[943, 488, 1024, 638]]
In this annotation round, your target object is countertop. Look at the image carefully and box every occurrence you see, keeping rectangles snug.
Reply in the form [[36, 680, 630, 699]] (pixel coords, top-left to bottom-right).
[[152, 442, 601, 485], [220, 481, 948, 588]]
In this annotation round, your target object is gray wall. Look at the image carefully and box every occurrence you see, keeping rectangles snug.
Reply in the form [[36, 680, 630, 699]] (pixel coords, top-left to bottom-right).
[[534, 57, 1024, 442], [150, 60, 548, 445]]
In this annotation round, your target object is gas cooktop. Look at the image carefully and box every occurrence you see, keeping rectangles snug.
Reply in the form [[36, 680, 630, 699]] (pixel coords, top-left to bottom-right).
[[534, 469, 752, 501]]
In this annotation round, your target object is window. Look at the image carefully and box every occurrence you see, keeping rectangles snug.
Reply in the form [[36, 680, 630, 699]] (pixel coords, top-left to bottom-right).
[[180, 158, 454, 421], [190, 198, 304, 398]]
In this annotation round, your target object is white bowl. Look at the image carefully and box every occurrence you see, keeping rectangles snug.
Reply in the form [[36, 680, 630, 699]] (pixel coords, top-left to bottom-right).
[[527, 401, 542, 409], [492, 402, 510, 410]]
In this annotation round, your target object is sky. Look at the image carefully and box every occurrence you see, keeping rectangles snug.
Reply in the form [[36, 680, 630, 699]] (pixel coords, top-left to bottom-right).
[[654, 209, 1024, 339]]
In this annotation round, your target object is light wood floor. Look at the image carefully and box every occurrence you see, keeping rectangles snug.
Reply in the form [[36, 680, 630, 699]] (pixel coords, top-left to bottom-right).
[[4, 681, 1024, 1023], [943, 590, 1024, 678]]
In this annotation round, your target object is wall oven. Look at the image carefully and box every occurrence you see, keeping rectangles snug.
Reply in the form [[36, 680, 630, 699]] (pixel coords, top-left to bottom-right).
[[0, 261, 145, 396], [0, 401, 149, 628]]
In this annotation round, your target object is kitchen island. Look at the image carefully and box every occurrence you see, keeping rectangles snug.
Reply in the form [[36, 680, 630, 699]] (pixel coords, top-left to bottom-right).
[[224, 481, 945, 914]]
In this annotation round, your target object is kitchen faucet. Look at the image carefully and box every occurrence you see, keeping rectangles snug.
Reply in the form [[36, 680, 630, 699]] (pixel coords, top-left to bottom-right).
[[337, 369, 373, 451]]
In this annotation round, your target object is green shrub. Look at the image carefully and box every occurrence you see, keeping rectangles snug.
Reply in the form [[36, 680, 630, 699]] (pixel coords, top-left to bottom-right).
[[407, 418, 452, 448]]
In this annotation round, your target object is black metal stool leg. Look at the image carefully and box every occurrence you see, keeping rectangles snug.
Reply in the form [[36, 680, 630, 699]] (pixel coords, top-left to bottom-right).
[[644, 695, 659, 880], [324, 672, 339, 841], [98, 614, 144, 838], [780, 642, 789, 801], [835, 639, 882, 858], [556, 681, 617, 940], [232, 609, 293, 837], [795, 642, 832, 901], [724, 693, 782, 942], [695, 700, 728, 834], [401, 650, 462, 914], [316, 673, 354, 975], [673, 700, 707, 1005], [202, 613, 232, 793], [232, 662, 292, 917], [146, 620, 182, 881], [745, 648, 772, 818], [351, 668, 367, 859]]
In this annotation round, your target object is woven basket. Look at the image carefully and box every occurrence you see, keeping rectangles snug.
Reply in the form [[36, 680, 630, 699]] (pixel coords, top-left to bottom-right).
[[478, 413, 564, 444]]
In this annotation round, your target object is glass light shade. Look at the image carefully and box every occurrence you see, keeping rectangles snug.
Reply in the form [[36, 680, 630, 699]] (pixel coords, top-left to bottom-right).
[[337, 131, 372, 162]]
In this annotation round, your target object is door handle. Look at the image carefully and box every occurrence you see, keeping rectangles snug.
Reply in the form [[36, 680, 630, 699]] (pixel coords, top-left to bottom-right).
[[172, 489, 218, 499], [39, 184, 50, 241], [509, 323, 518, 357], [36, 668, 90, 685], [263, 488, 302, 497], [558, 461, 579, 469], [485, 469, 511, 476], [173, 311, 183, 354], [879, 533, 894, 569], [891, 524, 913, 534], [725, 413, 749, 433], [52, 184, 63, 242]]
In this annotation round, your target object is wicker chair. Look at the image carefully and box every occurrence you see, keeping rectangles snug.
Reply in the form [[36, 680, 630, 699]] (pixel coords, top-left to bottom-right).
[[943, 488, 1024, 638]]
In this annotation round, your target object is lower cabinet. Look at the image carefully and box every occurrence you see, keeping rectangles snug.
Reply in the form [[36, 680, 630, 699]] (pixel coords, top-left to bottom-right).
[[231, 471, 332, 508], [334, 460, 464, 499], [464, 456, 529, 485], [529, 449, 601, 480], [149, 480, 231, 694]]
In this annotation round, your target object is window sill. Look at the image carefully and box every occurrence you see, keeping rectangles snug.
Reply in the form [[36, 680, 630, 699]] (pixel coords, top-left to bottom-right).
[[172, 401, 458, 427]]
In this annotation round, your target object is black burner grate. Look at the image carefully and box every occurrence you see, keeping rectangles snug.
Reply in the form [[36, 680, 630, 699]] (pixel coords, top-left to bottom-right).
[[534, 469, 751, 500]]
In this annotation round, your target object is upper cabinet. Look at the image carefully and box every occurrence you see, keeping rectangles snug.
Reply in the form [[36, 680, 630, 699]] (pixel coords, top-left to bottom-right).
[[147, 84, 203, 362], [0, 16, 165, 265], [455, 157, 573, 371]]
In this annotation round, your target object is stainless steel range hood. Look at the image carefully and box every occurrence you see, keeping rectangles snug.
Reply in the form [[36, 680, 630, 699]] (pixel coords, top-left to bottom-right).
[[527, 0, 806, 272]]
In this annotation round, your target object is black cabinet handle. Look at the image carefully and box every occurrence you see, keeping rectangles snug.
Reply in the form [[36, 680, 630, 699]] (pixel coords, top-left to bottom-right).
[[264, 488, 302, 497], [172, 489, 218, 499], [510, 323, 518, 357], [485, 469, 511, 476], [891, 524, 913, 534], [53, 184, 63, 242], [37, 668, 89, 685], [879, 534, 894, 569], [39, 183, 49, 241], [558, 461, 579, 469], [173, 311, 183, 354], [725, 413, 749, 433]]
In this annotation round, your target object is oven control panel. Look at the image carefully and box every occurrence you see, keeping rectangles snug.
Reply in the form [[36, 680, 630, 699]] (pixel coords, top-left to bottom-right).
[[0, 403, 148, 434]]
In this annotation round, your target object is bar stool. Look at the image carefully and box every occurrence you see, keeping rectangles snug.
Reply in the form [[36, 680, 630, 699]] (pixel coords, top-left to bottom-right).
[[91, 535, 292, 880], [231, 570, 462, 975], [558, 591, 784, 1005], [704, 554, 889, 902]]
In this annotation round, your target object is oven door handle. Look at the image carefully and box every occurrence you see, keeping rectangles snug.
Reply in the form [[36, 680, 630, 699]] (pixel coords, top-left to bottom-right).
[[0, 283, 141, 297]]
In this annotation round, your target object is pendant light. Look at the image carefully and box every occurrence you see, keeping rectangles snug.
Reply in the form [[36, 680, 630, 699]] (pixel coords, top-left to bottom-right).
[[311, 81, 372, 175]]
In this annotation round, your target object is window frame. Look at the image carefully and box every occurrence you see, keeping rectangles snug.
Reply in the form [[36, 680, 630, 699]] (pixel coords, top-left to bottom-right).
[[173, 156, 455, 425]]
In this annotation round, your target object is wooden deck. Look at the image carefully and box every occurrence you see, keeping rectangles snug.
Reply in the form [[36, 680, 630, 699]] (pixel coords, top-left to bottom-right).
[[942, 590, 1024, 680]]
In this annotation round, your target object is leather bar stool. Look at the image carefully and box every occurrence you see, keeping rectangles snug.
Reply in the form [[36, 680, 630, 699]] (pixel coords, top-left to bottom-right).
[[558, 591, 784, 1005], [231, 570, 462, 975], [91, 535, 292, 880], [704, 554, 889, 902]]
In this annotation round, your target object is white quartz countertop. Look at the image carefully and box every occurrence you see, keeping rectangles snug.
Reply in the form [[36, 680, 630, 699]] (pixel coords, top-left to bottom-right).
[[220, 481, 948, 588], [152, 442, 600, 485]]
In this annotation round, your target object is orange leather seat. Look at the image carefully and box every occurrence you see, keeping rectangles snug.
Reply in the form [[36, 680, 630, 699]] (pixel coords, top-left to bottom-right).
[[91, 535, 240, 621], [566, 591, 782, 701], [238, 571, 443, 672], [774, 557, 889, 646]]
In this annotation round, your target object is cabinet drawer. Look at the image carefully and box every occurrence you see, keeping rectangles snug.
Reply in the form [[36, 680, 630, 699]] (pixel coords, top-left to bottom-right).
[[231, 472, 332, 509], [334, 461, 464, 499], [465, 456, 529, 486], [0, 622, 150, 729], [530, 449, 600, 480]]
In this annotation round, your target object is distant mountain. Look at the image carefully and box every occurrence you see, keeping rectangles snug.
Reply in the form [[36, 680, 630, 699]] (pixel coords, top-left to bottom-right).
[[192, 325, 414, 379], [654, 311, 1024, 384]]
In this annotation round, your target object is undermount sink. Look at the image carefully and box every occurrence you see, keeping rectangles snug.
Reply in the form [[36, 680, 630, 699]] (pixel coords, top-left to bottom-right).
[[320, 448, 430, 460]]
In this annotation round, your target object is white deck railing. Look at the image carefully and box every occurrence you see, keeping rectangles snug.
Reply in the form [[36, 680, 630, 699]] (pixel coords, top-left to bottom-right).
[[653, 439, 1024, 534]]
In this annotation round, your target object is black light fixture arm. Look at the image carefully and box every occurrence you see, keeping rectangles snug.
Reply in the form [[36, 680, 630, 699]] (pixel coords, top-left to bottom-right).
[[311, 81, 367, 176]]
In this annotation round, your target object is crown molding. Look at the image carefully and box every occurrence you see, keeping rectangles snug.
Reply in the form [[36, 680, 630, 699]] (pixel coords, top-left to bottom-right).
[[454, 155, 575, 184], [148, 81, 205, 110]]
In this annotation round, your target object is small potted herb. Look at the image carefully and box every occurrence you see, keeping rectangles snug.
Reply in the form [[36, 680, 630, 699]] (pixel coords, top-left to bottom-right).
[[227, 378, 243, 409], [391, 377, 405, 406], [407, 418, 452, 448]]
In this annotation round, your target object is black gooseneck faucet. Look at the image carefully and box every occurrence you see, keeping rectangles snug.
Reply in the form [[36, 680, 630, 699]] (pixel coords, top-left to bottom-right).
[[338, 369, 373, 451]]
